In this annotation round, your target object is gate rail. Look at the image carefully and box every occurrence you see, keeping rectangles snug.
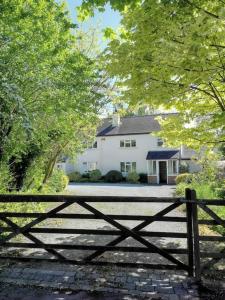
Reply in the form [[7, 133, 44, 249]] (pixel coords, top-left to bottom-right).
[[0, 189, 224, 279]]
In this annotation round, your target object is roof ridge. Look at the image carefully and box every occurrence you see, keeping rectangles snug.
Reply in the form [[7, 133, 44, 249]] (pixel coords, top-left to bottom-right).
[[101, 112, 177, 120]]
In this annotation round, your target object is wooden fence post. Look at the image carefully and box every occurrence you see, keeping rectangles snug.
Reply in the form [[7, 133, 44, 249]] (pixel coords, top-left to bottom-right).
[[185, 188, 194, 277], [191, 189, 201, 281]]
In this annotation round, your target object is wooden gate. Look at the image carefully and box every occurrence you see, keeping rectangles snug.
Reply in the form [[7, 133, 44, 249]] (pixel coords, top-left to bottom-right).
[[0, 189, 224, 279]]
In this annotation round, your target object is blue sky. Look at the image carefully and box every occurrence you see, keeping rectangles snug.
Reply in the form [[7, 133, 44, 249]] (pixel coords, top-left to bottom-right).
[[65, 0, 121, 33]]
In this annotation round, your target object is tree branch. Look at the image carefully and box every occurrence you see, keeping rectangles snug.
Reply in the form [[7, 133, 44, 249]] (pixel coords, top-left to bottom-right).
[[185, 0, 220, 19]]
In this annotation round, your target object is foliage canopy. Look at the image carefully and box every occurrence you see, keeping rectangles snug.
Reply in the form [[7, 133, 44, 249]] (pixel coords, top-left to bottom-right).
[[0, 0, 106, 191], [80, 0, 225, 150]]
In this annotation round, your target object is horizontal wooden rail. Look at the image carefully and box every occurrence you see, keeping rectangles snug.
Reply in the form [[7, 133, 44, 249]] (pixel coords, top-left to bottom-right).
[[3, 243, 188, 254], [0, 212, 187, 222], [0, 227, 188, 238], [0, 194, 224, 205], [0, 194, 180, 203]]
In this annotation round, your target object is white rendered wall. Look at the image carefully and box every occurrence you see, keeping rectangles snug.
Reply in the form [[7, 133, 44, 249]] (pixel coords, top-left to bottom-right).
[[67, 134, 178, 175]]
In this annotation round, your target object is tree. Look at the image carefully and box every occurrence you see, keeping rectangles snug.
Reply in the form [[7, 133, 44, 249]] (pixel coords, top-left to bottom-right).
[[79, 0, 225, 150], [0, 0, 106, 191]]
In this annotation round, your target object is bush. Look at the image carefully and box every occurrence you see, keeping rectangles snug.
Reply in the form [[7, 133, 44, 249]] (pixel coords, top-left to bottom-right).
[[139, 173, 147, 183], [175, 173, 192, 185], [0, 163, 13, 192], [68, 171, 82, 182], [89, 169, 102, 182], [127, 171, 140, 183], [47, 169, 69, 192], [175, 182, 191, 197], [215, 188, 225, 199], [105, 170, 123, 183], [82, 172, 90, 179]]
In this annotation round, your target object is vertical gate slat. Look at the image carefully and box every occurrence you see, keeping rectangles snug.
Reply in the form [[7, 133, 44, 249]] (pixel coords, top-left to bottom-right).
[[191, 189, 201, 280], [185, 188, 194, 277]]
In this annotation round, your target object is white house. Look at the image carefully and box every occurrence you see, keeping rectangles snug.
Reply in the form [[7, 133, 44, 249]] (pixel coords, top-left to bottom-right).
[[61, 114, 196, 184]]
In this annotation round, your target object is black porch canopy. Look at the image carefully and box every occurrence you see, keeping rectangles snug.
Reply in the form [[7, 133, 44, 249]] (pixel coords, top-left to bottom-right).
[[146, 150, 179, 160]]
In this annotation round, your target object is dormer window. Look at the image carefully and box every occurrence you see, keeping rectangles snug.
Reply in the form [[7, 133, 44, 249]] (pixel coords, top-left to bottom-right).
[[120, 139, 136, 148], [157, 138, 163, 147]]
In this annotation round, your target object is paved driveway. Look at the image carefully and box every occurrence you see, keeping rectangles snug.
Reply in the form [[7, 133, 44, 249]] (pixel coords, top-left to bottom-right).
[[67, 183, 176, 197]]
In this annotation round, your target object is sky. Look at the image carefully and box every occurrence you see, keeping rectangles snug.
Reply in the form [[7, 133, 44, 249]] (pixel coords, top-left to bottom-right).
[[65, 0, 121, 42]]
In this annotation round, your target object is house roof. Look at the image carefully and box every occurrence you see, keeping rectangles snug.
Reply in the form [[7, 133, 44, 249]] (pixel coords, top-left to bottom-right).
[[97, 114, 175, 137], [146, 150, 179, 160]]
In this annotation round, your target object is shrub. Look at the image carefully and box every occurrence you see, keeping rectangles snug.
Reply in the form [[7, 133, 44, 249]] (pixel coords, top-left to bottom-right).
[[105, 170, 123, 183], [47, 169, 69, 192], [0, 163, 13, 192], [127, 171, 140, 183], [215, 188, 225, 199], [175, 182, 191, 197], [89, 169, 102, 182], [82, 172, 90, 179], [68, 171, 82, 182], [175, 173, 192, 185], [139, 173, 147, 183]]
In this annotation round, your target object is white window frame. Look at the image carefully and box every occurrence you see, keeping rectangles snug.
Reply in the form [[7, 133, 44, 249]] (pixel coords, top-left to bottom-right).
[[120, 139, 136, 148], [148, 160, 157, 175], [83, 161, 97, 172], [168, 160, 178, 175], [120, 162, 136, 173]]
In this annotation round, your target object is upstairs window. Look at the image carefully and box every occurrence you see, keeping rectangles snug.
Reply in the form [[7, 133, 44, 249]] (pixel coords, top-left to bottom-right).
[[86, 141, 97, 149], [157, 138, 163, 147], [120, 139, 136, 148]]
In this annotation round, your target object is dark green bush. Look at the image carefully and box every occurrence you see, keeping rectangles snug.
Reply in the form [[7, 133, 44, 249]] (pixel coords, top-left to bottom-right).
[[89, 169, 102, 182], [175, 173, 192, 185], [139, 173, 147, 183], [68, 171, 82, 182], [105, 170, 123, 183], [215, 188, 225, 199], [82, 172, 90, 179]]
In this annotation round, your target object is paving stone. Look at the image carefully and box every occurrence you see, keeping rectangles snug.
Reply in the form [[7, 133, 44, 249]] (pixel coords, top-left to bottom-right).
[[156, 286, 174, 294], [168, 294, 180, 300]]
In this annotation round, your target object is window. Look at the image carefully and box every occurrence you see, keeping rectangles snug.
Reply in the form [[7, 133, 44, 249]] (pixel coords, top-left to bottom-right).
[[120, 139, 136, 148], [120, 140, 124, 147], [88, 162, 97, 171], [149, 160, 157, 175], [86, 141, 97, 149], [83, 162, 97, 172], [120, 162, 136, 173], [92, 141, 97, 148], [157, 138, 163, 147], [168, 160, 178, 175]]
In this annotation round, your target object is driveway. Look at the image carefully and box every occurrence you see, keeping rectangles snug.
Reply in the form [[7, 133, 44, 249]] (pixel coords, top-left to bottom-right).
[[67, 183, 176, 197]]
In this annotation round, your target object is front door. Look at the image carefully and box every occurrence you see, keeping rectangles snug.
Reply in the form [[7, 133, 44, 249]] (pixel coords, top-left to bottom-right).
[[159, 161, 167, 184]]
